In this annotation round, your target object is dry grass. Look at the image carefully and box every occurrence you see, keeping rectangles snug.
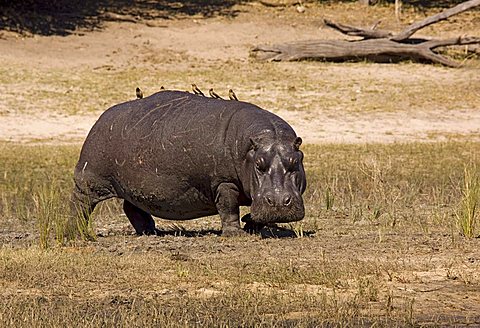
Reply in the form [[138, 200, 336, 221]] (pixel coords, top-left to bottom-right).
[[1, 58, 479, 118], [0, 246, 422, 327], [1, 141, 480, 326], [455, 165, 480, 238]]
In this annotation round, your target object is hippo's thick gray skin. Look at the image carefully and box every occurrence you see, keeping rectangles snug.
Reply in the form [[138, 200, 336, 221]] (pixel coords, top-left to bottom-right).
[[71, 91, 306, 236]]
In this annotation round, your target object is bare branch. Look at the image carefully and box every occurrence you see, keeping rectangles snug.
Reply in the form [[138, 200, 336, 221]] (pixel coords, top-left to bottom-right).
[[423, 36, 480, 49], [419, 50, 460, 67], [257, 0, 297, 7], [371, 20, 382, 30], [392, 0, 480, 41], [324, 19, 393, 39], [251, 36, 480, 67]]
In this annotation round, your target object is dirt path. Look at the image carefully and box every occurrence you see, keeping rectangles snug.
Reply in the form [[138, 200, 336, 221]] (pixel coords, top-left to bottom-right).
[[1, 108, 479, 144]]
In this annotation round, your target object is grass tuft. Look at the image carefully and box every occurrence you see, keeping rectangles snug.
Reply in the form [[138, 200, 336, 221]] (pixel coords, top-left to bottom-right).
[[325, 186, 335, 211], [455, 165, 480, 238], [32, 182, 66, 249], [71, 202, 98, 242], [288, 222, 304, 238]]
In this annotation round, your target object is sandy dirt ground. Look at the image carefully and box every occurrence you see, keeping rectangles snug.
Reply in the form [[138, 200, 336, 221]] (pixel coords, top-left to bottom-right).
[[0, 2, 479, 144], [1, 108, 479, 144]]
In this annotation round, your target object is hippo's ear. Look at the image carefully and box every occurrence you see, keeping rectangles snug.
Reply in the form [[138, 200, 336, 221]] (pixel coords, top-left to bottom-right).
[[293, 137, 302, 151], [250, 138, 260, 151]]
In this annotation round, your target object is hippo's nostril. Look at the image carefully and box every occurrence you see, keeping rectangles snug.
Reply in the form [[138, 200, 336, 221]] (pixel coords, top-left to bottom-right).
[[265, 196, 274, 206], [283, 196, 292, 207]]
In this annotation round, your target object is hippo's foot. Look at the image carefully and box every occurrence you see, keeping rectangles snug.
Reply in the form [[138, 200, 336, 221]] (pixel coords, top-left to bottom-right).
[[221, 226, 247, 237], [137, 228, 162, 236], [241, 213, 265, 234], [123, 200, 158, 236]]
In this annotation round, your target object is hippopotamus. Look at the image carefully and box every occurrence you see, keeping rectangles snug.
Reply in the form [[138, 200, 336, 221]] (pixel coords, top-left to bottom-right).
[[71, 90, 306, 236]]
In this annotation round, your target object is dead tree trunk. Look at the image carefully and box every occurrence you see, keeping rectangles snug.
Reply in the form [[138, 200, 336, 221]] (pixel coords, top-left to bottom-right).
[[251, 0, 480, 67]]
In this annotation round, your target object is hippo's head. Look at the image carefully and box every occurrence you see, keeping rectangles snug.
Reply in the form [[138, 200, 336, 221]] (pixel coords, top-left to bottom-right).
[[245, 134, 306, 224]]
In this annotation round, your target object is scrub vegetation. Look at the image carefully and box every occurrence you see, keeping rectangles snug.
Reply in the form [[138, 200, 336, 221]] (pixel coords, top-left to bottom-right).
[[1, 141, 479, 326]]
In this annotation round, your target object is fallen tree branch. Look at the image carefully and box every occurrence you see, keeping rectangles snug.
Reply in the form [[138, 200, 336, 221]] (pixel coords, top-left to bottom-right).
[[252, 36, 480, 67], [423, 36, 480, 49], [323, 19, 393, 39], [257, 0, 297, 7], [252, 1, 480, 67], [392, 0, 480, 41]]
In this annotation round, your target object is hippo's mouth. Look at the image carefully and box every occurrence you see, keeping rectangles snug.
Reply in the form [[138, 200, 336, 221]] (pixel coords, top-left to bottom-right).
[[249, 200, 305, 224]]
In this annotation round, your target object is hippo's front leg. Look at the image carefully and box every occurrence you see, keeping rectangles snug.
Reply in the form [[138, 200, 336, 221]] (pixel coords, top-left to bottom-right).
[[215, 183, 245, 236]]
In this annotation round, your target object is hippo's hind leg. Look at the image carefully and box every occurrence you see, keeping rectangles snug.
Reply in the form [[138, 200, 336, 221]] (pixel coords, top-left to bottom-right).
[[123, 200, 159, 235]]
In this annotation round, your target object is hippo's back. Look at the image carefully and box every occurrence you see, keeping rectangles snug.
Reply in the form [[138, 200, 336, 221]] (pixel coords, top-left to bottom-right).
[[78, 90, 295, 176]]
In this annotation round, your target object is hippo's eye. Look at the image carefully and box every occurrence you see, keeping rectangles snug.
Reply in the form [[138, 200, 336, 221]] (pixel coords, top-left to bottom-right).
[[287, 158, 299, 171], [255, 158, 267, 172]]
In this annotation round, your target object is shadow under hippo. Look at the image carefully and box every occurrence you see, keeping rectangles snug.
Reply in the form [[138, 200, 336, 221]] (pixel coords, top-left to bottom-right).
[[70, 90, 307, 237]]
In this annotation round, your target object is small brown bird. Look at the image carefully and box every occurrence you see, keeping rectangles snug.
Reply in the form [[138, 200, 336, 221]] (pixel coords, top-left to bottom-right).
[[192, 84, 205, 96], [228, 89, 238, 101], [135, 87, 143, 99], [209, 88, 222, 99]]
